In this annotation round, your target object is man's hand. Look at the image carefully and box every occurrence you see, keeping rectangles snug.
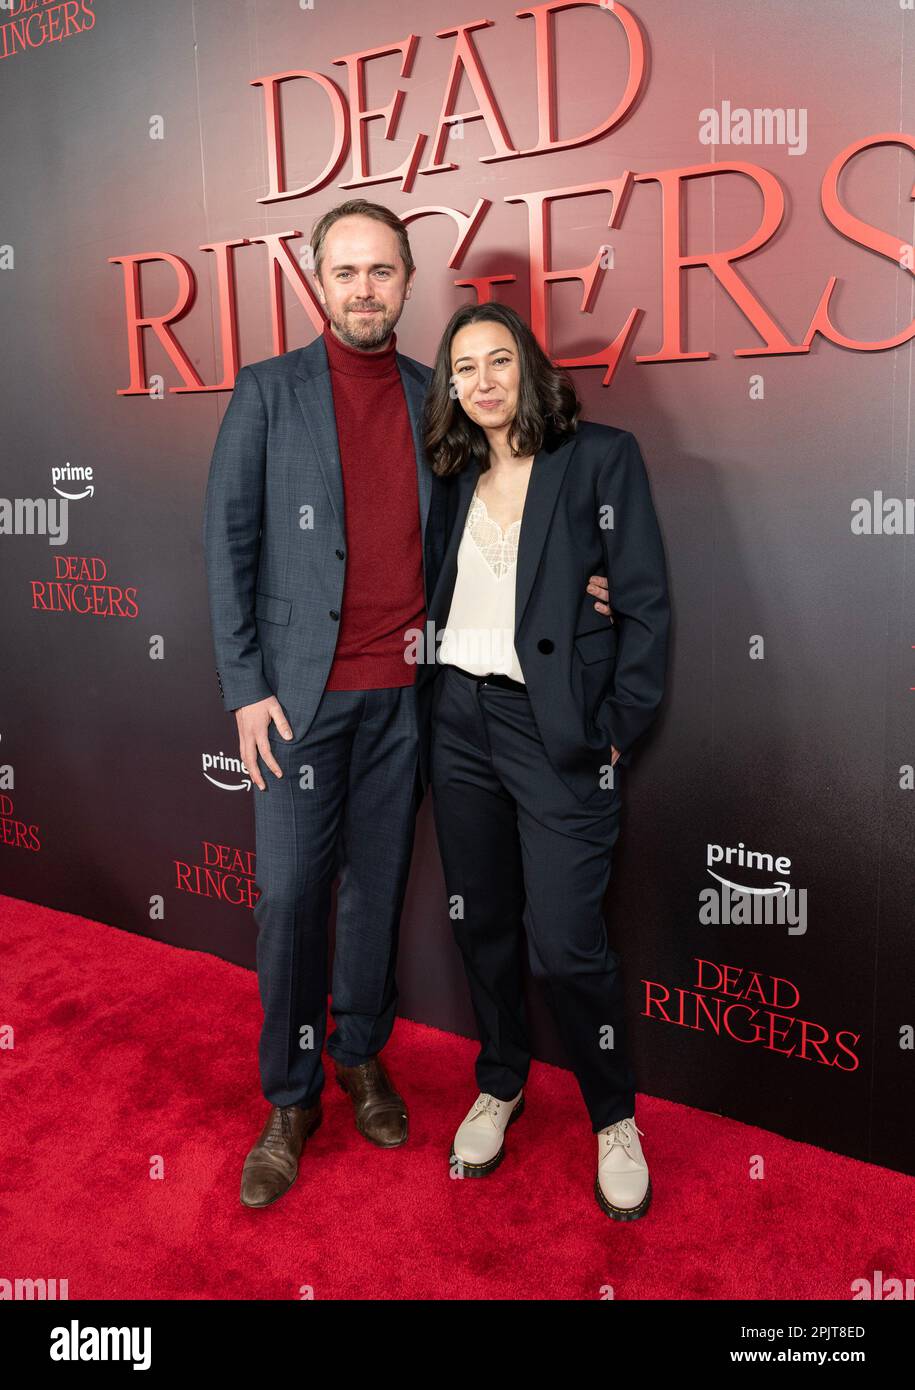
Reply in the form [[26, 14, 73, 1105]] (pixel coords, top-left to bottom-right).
[[587, 574, 613, 619], [235, 696, 293, 791]]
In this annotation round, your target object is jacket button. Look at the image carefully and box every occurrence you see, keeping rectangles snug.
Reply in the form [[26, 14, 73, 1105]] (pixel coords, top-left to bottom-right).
[[329, 610, 340, 621], [537, 638, 554, 654], [335, 549, 345, 560]]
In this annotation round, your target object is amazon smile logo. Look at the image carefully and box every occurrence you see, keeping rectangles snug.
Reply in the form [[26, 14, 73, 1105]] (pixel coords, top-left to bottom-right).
[[51, 461, 94, 501], [707, 840, 792, 896], [701, 841, 807, 935], [202, 751, 252, 791]]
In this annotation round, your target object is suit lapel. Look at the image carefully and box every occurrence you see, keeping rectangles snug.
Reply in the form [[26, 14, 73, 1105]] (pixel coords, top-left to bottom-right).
[[398, 358, 433, 540], [514, 434, 577, 629], [294, 335, 345, 538]]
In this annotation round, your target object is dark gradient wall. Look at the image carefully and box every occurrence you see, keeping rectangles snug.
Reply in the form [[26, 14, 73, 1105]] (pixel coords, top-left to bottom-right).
[[2, 0, 913, 1175]]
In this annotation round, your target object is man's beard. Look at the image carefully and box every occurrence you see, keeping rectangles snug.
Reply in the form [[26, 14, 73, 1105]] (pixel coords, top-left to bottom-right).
[[331, 302, 398, 350]]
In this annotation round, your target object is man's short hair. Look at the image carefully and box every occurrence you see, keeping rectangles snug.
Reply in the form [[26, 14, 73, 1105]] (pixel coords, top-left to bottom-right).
[[310, 199, 415, 280]]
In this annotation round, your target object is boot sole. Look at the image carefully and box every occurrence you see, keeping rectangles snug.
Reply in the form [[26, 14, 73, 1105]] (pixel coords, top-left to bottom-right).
[[449, 1093, 525, 1177], [239, 1109, 323, 1209], [594, 1172, 652, 1221]]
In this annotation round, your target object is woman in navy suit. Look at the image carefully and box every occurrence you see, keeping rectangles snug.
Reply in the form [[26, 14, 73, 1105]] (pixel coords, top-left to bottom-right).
[[422, 302, 670, 1221]]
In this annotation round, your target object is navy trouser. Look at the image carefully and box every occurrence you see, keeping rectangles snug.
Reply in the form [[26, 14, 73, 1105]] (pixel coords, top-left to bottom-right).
[[429, 663, 636, 1132], [252, 684, 420, 1110]]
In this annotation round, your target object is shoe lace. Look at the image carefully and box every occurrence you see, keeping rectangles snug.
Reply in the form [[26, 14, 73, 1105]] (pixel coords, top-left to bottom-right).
[[599, 1117, 644, 1161], [265, 1106, 294, 1148], [471, 1093, 505, 1121], [350, 1060, 383, 1093]]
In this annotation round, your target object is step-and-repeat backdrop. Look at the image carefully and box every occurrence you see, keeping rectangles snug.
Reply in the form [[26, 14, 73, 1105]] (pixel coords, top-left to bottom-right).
[[2, 0, 913, 1174]]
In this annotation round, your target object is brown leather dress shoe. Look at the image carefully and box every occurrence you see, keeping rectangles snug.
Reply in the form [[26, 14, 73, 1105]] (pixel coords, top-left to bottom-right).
[[239, 1102, 322, 1208], [333, 1057, 408, 1147]]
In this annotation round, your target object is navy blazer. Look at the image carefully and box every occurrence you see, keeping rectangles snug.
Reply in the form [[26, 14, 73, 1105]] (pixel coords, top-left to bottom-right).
[[417, 422, 670, 802], [202, 333, 450, 778]]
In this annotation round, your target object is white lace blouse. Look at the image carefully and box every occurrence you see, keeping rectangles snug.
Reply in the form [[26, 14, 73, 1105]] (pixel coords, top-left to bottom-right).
[[438, 491, 526, 683]]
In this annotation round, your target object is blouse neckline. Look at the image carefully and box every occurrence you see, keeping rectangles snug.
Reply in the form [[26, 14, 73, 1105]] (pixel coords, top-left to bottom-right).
[[470, 490, 523, 540]]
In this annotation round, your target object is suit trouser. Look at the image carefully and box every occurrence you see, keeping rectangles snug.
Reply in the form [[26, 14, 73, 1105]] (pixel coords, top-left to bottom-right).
[[251, 684, 420, 1110], [429, 663, 636, 1133]]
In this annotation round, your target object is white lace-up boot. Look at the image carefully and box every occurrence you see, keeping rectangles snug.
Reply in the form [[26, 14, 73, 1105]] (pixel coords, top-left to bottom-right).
[[595, 1116, 651, 1220], [450, 1090, 524, 1176]]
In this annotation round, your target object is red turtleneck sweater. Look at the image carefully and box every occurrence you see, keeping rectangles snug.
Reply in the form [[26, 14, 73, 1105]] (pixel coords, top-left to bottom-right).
[[322, 317, 426, 690]]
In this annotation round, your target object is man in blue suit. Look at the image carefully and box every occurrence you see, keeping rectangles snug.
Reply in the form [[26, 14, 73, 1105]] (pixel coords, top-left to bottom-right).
[[203, 199, 613, 1208], [204, 199, 448, 1208]]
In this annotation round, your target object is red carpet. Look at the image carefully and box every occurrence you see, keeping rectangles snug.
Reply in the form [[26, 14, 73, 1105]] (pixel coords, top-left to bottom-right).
[[2, 893, 912, 1301]]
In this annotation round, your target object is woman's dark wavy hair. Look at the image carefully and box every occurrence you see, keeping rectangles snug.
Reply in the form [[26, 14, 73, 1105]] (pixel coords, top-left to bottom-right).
[[423, 302, 581, 477]]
